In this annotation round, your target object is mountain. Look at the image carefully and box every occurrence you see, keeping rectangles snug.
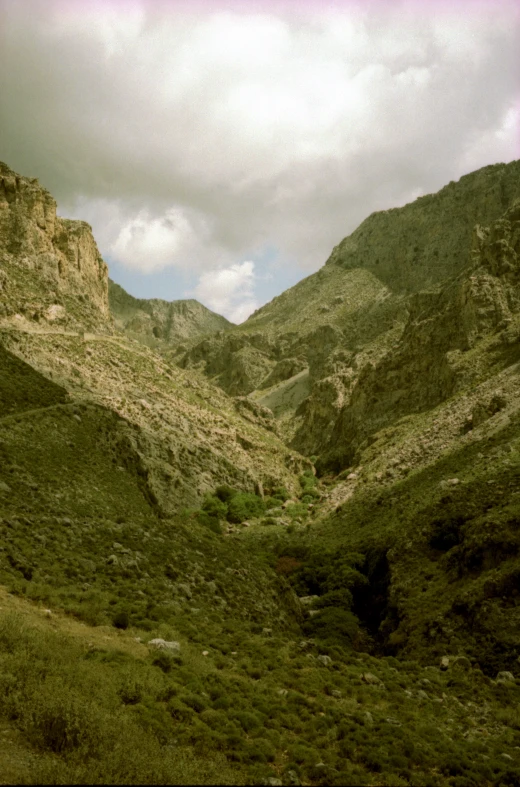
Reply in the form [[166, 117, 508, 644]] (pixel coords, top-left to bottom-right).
[[2, 160, 520, 786], [109, 279, 233, 350], [180, 160, 520, 450]]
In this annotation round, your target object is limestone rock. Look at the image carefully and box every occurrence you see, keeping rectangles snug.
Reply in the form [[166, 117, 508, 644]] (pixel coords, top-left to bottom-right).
[[148, 638, 181, 652], [0, 161, 109, 329]]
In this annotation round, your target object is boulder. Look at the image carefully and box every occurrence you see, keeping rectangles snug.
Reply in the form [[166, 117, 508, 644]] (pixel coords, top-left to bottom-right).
[[148, 638, 181, 653]]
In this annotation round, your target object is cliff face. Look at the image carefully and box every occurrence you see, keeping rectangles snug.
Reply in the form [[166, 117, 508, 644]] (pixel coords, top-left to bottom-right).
[[0, 161, 109, 329], [322, 199, 520, 470], [109, 280, 232, 349]]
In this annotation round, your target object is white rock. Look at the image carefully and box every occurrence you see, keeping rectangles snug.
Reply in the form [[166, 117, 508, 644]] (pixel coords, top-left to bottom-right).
[[317, 654, 332, 666], [497, 671, 515, 683], [148, 638, 180, 652]]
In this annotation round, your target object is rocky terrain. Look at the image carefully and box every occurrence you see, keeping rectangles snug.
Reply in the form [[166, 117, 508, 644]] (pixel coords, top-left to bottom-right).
[[109, 279, 232, 351], [1, 160, 520, 786], [180, 161, 520, 450], [0, 161, 110, 330]]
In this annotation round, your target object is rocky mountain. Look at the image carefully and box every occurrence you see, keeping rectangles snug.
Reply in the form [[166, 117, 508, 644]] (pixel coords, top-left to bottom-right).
[[180, 160, 520, 452], [0, 161, 110, 330], [2, 159, 520, 786], [0, 160, 308, 516], [109, 279, 232, 350]]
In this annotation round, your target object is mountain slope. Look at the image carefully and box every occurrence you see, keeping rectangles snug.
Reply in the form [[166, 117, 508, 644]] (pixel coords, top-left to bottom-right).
[[109, 279, 232, 349]]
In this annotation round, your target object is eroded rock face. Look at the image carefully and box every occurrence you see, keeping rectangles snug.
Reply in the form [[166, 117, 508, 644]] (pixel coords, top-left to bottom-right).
[[322, 200, 520, 470], [0, 161, 109, 328]]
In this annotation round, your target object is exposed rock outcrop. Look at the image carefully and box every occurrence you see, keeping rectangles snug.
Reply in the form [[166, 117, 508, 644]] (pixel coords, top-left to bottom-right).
[[322, 200, 520, 470], [0, 161, 109, 329]]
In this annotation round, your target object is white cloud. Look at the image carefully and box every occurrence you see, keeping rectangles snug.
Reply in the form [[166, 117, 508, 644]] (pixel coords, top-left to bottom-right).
[[111, 208, 200, 272], [0, 0, 518, 302], [192, 262, 258, 323]]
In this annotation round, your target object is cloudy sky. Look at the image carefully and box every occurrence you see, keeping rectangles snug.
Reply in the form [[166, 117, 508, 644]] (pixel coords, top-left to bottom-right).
[[1, 0, 519, 322]]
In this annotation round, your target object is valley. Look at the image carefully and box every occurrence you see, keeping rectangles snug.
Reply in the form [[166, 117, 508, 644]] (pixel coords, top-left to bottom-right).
[[1, 158, 520, 786]]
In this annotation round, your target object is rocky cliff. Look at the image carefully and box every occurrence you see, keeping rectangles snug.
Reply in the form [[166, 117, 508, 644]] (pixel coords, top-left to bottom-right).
[[0, 161, 109, 330], [322, 199, 520, 470]]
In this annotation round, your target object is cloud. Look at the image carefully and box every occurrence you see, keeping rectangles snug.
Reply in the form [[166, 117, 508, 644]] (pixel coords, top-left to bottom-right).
[[0, 0, 518, 306], [192, 262, 258, 323]]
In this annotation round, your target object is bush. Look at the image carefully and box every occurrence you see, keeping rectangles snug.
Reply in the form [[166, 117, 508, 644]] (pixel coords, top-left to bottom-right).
[[112, 610, 129, 630], [227, 493, 265, 523], [303, 607, 360, 645], [215, 485, 237, 503], [272, 487, 290, 502], [202, 494, 228, 521], [315, 589, 353, 609]]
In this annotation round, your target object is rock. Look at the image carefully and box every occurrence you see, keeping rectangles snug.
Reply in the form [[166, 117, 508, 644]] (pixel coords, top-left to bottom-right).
[[262, 627, 273, 636], [277, 689, 288, 696], [44, 303, 66, 322], [148, 638, 181, 653], [308, 610, 320, 617], [496, 671, 515, 683], [286, 770, 301, 786], [501, 753, 514, 761], [202, 650, 209, 656], [317, 654, 332, 666], [264, 779, 283, 787], [385, 717, 402, 726], [178, 583, 192, 599], [347, 472, 358, 480], [331, 689, 342, 698], [440, 656, 450, 670], [106, 554, 119, 566], [362, 672, 381, 685], [417, 690, 429, 700], [299, 595, 320, 605], [0, 481, 11, 493], [364, 711, 374, 725]]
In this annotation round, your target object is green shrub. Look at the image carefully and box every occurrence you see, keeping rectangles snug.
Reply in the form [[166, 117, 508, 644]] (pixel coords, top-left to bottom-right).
[[315, 588, 353, 609], [227, 493, 265, 523], [303, 607, 360, 645], [112, 610, 129, 629], [234, 710, 262, 732], [182, 693, 207, 713], [202, 494, 228, 521], [215, 485, 237, 503], [272, 487, 290, 502]]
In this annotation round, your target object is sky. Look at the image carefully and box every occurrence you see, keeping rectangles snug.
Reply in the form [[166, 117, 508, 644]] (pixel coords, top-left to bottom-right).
[[1, 0, 519, 323]]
